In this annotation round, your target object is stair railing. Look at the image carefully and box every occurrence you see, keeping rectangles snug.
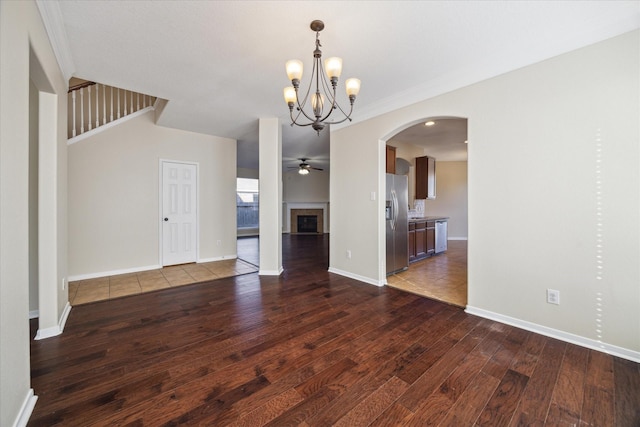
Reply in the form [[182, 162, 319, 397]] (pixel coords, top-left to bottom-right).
[[68, 81, 157, 140]]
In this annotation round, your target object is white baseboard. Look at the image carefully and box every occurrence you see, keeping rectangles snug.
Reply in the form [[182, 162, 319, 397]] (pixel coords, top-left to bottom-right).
[[448, 237, 468, 241], [259, 267, 284, 276], [12, 388, 37, 427], [198, 254, 237, 263], [68, 264, 162, 282], [35, 302, 71, 340], [29, 310, 39, 319], [465, 305, 640, 363], [328, 267, 384, 287]]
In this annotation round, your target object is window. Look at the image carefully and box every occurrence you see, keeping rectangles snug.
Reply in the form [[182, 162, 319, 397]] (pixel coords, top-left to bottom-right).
[[237, 178, 259, 229]]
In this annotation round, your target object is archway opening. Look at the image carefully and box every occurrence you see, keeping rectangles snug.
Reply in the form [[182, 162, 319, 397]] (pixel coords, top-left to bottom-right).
[[383, 116, 468, 307]]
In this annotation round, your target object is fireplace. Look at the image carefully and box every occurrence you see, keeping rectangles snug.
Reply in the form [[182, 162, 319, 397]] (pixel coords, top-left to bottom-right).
[[290, 208, 323, 234], [297, 215, 318, 233]]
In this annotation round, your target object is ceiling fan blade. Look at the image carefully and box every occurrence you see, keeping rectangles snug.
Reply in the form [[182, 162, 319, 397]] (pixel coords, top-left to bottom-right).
[[311, 167, 324, 171]]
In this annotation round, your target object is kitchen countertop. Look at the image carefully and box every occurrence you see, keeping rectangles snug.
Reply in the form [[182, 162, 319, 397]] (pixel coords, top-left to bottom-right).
[[408, 216, 449, 222]]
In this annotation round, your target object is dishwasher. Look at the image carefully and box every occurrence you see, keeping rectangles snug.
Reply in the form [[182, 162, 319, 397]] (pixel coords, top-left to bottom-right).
[[435, 220, 448, 253]]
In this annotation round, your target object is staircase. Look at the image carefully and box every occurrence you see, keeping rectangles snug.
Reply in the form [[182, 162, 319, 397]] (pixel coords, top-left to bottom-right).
[[67, 80, 158, 143]]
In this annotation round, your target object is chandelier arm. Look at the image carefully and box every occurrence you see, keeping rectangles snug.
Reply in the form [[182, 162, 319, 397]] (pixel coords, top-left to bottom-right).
[[318, 65, 352, 123], [293, 90, 320, 124], [292, 59, 324, 124], [318, 86, 339, 123], [319, 66, 338, 106], [289, 108, 306, 126], [322, 102, 355, 125], [288, 112, 317, 127], [329, 96, 353, 120]]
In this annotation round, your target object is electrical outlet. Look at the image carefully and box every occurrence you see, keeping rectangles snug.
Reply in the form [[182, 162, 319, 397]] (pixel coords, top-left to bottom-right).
[[346, 250, 352, 259], [62, 277, 66, 290], [547, 289, 560, 305], [217, 240, 221, 246]]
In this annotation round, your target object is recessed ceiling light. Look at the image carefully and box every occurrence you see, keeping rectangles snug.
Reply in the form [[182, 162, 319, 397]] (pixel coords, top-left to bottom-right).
[[464, 140, 468, 144], [424, 121, 435, 126]]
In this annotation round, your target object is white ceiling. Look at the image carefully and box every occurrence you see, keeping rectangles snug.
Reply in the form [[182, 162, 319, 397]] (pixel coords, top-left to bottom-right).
[[389, 118, 468, 162], [51, 1, 639, 171]]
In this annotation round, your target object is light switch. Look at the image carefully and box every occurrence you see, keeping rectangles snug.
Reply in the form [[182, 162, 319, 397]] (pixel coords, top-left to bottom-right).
[[370, 191, 376, 201]]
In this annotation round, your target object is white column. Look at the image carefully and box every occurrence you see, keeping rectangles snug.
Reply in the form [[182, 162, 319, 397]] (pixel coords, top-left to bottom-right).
[[258, 117, 283, 275], [35, 92, 65, 339]]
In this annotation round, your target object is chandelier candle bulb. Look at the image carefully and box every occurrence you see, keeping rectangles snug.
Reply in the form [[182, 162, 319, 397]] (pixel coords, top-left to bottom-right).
[[285, 60, 303, 82], [346, 78, 361, 98], [283, 20, 360, 135], [325, 57, 343, 79], [284, 87, 297, 105]]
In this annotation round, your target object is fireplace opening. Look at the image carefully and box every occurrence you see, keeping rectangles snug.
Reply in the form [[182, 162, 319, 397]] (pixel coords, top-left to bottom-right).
[[297, 215, 318, 233]]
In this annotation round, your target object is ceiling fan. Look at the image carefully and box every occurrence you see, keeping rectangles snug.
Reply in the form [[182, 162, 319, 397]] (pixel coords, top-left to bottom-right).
[[288, 158, 324, 175]]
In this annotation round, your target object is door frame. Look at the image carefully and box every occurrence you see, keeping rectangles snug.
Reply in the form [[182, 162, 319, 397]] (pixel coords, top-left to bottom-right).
[[159, 159, 200, 266]]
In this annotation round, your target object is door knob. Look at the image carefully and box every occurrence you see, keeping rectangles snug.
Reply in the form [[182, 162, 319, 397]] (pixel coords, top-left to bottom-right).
[[164, 218, 169, 221]]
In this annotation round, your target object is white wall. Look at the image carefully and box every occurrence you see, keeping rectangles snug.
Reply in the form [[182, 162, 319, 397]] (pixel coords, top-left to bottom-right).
[[1, 1, 68, 424], [425, 161, 468, 239], [283, 170, 329, 202], [237, 167, 259, 179], [331, 31, 639, 357], [68, 111, 237, 278]]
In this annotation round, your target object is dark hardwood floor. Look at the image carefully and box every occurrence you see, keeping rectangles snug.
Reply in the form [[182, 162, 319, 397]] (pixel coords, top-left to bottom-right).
[[29, 234, 640, 426]]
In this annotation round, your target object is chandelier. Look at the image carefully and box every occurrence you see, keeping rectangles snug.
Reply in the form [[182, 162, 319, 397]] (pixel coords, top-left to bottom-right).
[[283, 20, 361, 134]]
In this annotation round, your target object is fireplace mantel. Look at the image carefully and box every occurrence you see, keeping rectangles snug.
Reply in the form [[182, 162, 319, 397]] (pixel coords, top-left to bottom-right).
[[284, 202, 329, 233]]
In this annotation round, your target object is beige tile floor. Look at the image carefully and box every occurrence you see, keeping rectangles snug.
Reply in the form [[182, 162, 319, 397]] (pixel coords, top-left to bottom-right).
[[386, 240, 468, 307], [69, 259, 258, 305]]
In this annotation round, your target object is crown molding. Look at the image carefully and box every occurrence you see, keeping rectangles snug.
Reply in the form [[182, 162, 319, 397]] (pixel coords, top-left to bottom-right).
[[35, 0, 75, 82]]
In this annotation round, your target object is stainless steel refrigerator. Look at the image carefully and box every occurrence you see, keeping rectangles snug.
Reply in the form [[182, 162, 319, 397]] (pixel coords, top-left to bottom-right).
[[386, 173, 409, 275]]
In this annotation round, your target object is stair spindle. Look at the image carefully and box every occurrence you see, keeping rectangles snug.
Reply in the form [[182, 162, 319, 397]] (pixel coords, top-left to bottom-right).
[[117, 88, 121, 119], [130, 91, 133, 114], [123, 90, 127, 116], [95, 84, 99, 128], [87, 85, 92, 131], [72, 90, 77, 137], [102, 84, 106, 125], [137, 92, 140, 111], [80, 87, 85, 134], [110, 86, 114, 122]]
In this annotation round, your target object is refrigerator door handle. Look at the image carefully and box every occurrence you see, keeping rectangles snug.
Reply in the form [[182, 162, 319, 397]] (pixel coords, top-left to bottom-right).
[[392, 190, 398, 230], [389, 189, 395, 230]]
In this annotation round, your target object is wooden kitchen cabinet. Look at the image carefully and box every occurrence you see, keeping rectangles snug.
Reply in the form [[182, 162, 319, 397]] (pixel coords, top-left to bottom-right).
[[426, 221, 435, 255], [409, 220, 436, 263], [415, 221, 427, 259], [415, 156, 436, 199], [408, 222, 416, 262], [386, 145, 396, 174]]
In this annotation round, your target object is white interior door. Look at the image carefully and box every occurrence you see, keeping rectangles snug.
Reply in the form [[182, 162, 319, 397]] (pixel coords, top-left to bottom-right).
[[162, 161, 197, 266]]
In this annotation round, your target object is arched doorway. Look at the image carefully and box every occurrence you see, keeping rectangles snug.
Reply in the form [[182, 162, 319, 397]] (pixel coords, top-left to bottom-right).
[[384, 116, 468, 307]]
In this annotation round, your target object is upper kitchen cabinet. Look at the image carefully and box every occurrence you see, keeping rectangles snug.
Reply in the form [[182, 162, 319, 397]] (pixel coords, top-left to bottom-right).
[[386, 145, 396, 174], [415, 156, 436, 199]]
